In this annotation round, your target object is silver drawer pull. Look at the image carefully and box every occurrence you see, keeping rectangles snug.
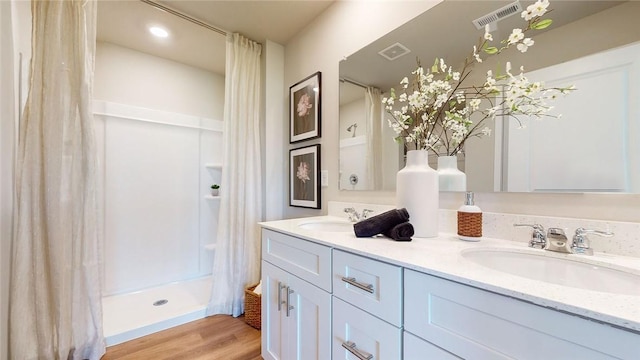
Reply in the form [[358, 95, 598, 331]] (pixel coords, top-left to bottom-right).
[[286, 286, 294, 317], [341, 276, 374, 293], [277, 282, 286, 311], [342, 341, 373, 360]]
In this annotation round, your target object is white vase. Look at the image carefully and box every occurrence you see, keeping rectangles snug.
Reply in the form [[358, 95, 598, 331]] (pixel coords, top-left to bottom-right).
[[396, 150, 439, 238], [437, 155, 466, 192]]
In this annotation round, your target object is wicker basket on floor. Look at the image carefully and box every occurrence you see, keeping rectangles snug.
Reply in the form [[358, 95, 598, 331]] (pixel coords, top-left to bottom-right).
[[244, 283, 261, 330]]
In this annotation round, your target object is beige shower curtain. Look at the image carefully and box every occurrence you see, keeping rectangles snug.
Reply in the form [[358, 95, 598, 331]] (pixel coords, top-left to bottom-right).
[[207, 33, 263, 317], [9, 1, 105, 359]]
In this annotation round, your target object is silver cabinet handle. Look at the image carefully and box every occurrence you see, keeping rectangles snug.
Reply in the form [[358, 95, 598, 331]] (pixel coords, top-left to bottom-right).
[[286, 286, 294, 317], [342, 341, 373, 360], [277, 282, 286, 311], [341, 276, 374, 293]]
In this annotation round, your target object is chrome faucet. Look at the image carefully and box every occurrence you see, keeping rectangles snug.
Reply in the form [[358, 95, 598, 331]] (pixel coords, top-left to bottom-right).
[[545, 227, 571, 253], [344, 207, 374, 222], [571, 227, 614, 256], [515, 223, 614, 255]]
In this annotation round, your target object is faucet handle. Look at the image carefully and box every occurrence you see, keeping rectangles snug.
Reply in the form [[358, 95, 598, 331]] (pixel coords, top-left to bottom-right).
[[571, 227, 614, 255], [343, 207, 358, 222], [514, 223, 546, 249], [361, 209, 374, 219]]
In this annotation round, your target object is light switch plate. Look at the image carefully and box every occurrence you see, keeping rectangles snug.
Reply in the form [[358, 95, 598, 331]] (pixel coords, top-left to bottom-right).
[[321, 170, 329, 187]]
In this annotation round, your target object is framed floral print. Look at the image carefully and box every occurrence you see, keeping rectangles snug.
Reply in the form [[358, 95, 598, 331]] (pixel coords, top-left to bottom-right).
[[290, 71, 321, 143], [290, 144, 321, 209]]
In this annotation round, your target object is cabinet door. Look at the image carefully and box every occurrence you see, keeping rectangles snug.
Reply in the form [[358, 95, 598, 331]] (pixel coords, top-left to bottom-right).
[[404, 332, 461, 360], [262, 261, 289, 360], [287, 274, 332, 360], [332, 297, 401, 360]]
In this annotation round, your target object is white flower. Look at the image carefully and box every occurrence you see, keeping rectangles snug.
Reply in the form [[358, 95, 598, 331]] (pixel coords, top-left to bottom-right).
[[484, 24, 493, 41], [517, 38, 535, 53], [296, 93, 313, 117], [469, 99, 482, 111], [473, 46, 482, 63], [508, 28, 524, 45], [296, 162, 310, 183], [522, 0, 549, 20], [400, 77, 409, 89], [481, 127, 492, 136]]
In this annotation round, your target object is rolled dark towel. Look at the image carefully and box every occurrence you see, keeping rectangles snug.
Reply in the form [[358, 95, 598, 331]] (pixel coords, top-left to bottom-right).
[[353, 208, 410, 237], [382, 222, 414, 241]]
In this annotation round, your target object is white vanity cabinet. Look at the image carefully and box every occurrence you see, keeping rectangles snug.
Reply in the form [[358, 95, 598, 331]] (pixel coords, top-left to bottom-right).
[[404, 269, 640, 360], [261, 229, 332, 360], [260, 222, 640, 360], [332, 250, 402, 359]]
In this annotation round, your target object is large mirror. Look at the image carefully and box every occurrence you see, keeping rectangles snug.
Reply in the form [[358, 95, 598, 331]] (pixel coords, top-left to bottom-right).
[[339, 0, 639, 193]]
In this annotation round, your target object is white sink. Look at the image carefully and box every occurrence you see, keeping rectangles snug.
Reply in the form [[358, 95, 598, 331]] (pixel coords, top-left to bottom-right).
[[462, 248, 640, 296], [297, 220, 353, 233]]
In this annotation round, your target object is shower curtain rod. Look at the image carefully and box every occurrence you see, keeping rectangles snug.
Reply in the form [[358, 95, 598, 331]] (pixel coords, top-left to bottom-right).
[[340, 77, 369, 89], [140, 0, 228, 37]]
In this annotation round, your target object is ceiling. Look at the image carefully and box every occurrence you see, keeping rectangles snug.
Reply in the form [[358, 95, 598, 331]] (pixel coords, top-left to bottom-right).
[[97, 0, 335, 75]]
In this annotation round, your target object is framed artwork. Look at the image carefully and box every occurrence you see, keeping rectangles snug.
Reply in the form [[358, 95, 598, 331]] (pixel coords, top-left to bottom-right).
[[289, 144, 321, 209], [290, 71, 321, 143]]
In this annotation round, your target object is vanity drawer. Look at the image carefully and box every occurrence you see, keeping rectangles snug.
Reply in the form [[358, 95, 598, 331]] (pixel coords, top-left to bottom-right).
[[404, 269, 639, 360], [333, 249, 402, 326], [332, 297, 401, 360], [262, 229, 331, 292]]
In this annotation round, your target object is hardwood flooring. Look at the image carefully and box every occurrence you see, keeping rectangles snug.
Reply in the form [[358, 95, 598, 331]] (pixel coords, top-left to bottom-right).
[[101, 315, 262, 360]]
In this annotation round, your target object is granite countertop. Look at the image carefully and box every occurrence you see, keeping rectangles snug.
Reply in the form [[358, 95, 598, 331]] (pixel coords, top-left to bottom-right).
[[260, 215, 640, 333]]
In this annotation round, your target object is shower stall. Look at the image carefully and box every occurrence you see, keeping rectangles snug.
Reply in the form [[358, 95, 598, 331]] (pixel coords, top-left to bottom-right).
[[94, 42, 225, 345]]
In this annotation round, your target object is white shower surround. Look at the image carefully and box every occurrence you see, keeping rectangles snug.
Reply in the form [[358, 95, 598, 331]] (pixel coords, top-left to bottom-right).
[[94, 101, 221, 296]]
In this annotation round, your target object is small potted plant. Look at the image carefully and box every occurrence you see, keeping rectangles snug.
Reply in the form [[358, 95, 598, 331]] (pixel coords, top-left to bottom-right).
[[211, 184, 220, 196]]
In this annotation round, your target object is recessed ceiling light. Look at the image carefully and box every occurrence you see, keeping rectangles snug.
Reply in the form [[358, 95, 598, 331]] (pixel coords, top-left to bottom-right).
[[149, 26, 169, 38]]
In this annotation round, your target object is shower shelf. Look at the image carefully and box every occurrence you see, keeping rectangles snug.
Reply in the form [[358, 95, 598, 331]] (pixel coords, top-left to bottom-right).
[[204, 195, 221, 200]]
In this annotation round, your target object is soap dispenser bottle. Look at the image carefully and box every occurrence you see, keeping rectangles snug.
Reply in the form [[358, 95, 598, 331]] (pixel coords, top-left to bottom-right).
[[458, 191, 482, 241]]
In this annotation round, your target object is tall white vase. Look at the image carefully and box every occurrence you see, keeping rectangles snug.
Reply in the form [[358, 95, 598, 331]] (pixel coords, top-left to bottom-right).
[[396, 150, 439, 238], [437, 155, 466, 192]]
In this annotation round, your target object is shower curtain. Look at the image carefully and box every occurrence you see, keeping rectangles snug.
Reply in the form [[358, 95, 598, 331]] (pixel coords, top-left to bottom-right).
[[365, 86, 383, 189], [9, 1, 105, 359], [207, 33, 263, 317]]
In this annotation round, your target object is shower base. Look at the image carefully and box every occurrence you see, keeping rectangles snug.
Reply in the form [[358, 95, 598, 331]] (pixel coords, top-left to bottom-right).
[[102, 275, 212, 346]]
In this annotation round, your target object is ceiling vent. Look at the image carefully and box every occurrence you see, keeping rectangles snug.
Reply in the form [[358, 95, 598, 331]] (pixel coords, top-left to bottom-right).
[[472, 1, 523, 30], [378, 42, 411, 61]]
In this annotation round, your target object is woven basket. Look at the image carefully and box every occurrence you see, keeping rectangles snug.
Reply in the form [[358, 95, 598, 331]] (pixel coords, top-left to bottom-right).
[[244, 283, 261, 330], [457, 211, 482, 238]]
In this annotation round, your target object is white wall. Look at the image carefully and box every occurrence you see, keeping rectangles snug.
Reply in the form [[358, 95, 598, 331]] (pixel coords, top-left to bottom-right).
[[94, 42, 225, 295], [264, 40, 286, 221], [283, 0, 442, 218], [95, 41, 224, 119], [283, 0, 640, 223]]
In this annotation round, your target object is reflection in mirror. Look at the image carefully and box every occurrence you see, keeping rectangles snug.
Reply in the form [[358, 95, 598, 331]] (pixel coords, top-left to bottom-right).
[[339, 0, 640, 193], [338, 79, 400, 190]]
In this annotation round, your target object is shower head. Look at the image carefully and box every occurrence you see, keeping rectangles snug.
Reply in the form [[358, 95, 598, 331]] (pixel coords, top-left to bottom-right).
[[346, 123, 358, 138]]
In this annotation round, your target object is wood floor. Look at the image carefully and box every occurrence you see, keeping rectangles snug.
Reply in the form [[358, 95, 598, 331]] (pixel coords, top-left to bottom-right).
[[101, 315, 262, 360]]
